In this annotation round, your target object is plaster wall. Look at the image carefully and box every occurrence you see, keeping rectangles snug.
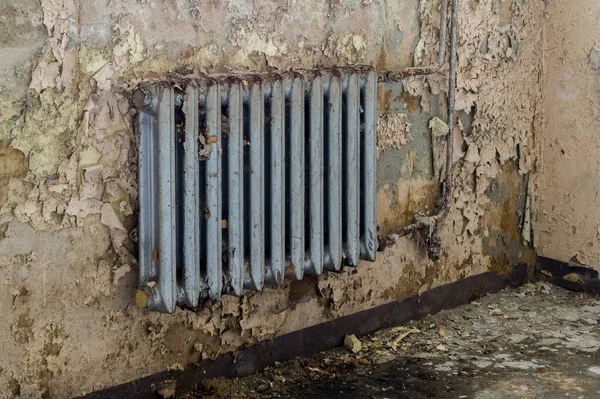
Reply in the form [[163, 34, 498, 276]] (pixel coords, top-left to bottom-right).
[[0, 0, 542, 397], [537, 0, 600, 268]]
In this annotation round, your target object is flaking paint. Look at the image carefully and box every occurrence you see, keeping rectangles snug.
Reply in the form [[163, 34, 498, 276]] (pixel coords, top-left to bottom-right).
[[0, 0, 544, 396]]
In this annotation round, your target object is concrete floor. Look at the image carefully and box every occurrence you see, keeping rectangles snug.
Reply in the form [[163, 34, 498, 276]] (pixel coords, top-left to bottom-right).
[[184, 282, 600, 398]]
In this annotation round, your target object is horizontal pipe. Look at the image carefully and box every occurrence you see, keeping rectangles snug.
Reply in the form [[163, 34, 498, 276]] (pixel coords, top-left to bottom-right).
[[377, 65, 441, 83]]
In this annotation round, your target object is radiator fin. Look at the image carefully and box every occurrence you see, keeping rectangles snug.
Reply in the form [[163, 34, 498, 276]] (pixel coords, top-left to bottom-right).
[[308, 74, 324, 276], [248, 82, 265, 291], [344, 73, 360, 267], [326, 73, 343, 271], [183, 84, 201, 307], [227, 82, 245, 296], [288, 76, 305, 281], [268, 80, 286, 285]]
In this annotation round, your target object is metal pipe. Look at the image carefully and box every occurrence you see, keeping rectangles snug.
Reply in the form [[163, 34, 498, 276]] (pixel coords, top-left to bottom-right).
[[439, 0, 449, 64], [378, 65, 440, 83], [442, 0, 458, 213], [385, 0, 458, 244]]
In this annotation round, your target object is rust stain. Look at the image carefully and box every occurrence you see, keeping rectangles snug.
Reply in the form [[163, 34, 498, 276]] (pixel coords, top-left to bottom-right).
[[489, 252, 510, 276], [286, 264, 296, 275], [377, 181, 440, 236], [376, 42, 387, 72], [376, 83, 392, 113], [481, 162, 522, 242], [382, 260, 439, 300], [498, 0, 512, 25], [397, 91, 421, 114], [0, 141, 27, 202], [519, 246, 537, 274]]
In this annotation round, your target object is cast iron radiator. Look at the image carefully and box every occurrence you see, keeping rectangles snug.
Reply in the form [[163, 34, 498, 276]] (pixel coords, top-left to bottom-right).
[[135, 67, 377, 313]]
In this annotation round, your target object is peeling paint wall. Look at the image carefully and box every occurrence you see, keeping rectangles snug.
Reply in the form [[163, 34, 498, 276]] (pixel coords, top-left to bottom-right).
[[537, 0, 600, 268], [0, 0, 543, 397]]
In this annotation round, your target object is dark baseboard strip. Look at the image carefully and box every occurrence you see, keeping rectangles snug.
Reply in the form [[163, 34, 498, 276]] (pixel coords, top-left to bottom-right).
[[537, 256, 600, 294], [79, 264, 528, 399]]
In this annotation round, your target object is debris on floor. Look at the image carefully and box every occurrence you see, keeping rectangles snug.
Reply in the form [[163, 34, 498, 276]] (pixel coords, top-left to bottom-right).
[[344, 334, 362, 354], [183, 282, 600, 398]]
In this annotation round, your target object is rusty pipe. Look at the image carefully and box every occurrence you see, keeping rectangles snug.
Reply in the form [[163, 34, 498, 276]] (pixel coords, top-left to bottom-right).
[[385, 0, 458, 243]]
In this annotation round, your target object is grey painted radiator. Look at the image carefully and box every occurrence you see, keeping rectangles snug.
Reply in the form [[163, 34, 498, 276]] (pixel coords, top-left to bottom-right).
[[135, 67, 377, 313]]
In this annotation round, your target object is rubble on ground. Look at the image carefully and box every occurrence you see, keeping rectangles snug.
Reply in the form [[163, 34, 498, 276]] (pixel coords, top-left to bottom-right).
[[184, 283, 600, 398]]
